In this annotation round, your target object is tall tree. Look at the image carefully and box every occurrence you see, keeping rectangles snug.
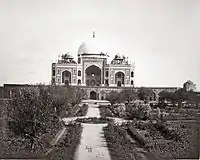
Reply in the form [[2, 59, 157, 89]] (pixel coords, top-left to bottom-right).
[[138, 87, 155, 101], [106, 91, 120, 105], [119, 88, 138, 102], [7, 85, 86, 150], [8, 86, 57, 150]]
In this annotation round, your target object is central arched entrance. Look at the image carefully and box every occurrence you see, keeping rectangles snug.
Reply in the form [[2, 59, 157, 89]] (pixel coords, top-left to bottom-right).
[[90, 91, 97, 100], [85, 65, 101, 86]]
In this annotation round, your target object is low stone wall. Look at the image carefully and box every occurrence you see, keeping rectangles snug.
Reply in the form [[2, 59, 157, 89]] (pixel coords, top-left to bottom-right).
[[81, 86, 179, 100], [1, 84, 179, 101]]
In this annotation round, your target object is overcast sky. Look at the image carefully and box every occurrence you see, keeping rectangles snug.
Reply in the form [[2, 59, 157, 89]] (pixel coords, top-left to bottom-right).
[[0, 0, 199, 89]]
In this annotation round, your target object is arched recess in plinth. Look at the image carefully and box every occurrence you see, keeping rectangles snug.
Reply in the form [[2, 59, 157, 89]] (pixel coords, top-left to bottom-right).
[[85, 65, 101, 86], [115, 71, 125, 87], [78, 79, 81, 85], [90, 91, 97, 100], [62, 70, 71, 85]]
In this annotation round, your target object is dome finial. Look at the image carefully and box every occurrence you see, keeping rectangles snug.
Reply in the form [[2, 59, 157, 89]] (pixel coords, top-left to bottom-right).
[[93, 30, 95, 38]]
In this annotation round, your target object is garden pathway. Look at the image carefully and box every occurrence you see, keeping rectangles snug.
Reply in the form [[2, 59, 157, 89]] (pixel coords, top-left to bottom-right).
[[62, 100, 157, 160], [74, 100, 111, 160]]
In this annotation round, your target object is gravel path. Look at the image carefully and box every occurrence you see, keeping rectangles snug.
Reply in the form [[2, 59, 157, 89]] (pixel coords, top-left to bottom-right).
[[74, 100, 111, 160]]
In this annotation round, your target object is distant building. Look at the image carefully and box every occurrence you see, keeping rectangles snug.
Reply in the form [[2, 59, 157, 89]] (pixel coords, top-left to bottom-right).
[[183, 80, 196, 92], [51, 32, 135, 87], [0, 32, 180, 100]]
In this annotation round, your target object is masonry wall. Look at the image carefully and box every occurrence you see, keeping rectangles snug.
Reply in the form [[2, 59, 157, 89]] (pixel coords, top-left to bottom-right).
[[2, 84, 179, 101], [80, 86, 179, 100]]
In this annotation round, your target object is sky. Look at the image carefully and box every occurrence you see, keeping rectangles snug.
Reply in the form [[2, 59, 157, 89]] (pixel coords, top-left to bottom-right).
[[0, 0, 200, 89]]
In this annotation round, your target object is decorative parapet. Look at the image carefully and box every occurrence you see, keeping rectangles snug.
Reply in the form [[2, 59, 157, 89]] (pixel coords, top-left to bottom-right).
[[57, 53, 77, 64], [111, 54, 133, 66]]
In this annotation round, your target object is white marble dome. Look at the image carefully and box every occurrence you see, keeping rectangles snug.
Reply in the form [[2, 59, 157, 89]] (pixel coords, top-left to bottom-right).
[[78, 34, 103, 55]]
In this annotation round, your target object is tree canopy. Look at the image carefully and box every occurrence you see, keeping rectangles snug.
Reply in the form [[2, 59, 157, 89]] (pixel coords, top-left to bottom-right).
[[138, 87, 155, 101], [159, 88, 200, 104], [7, 85, 86, 150], [106, 88, 138, 104]]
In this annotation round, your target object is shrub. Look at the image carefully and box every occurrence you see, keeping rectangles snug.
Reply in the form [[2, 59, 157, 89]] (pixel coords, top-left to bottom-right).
[[106, 89, 138, 105], [154, 122, 180, 141], [106, 91, 120, 105], [75, 104, 88, 116], [48, 123, 82, 160], [125, 102, 152, 120], [99, 105, 114, 117], [7, 85, 86, 151]]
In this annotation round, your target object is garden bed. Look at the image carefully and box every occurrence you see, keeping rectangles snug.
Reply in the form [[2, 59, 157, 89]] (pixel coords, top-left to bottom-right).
[[47, 123, 82, 160], [103, 122, 158, 160], [103, 122, 137, 160], [0, 121, 62, 159], [75, 104, 89, 116], [99, 105, 115, 117], [129, 120, 199, 159]]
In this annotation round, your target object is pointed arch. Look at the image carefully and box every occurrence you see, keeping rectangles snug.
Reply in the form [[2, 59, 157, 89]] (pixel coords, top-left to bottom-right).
[[85, 65, 101, 86], [115, 71, 125, 87], [62, 70, 71, 85]]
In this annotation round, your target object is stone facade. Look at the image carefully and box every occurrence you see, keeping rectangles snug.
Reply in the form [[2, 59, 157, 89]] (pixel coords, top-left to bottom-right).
[[50, 35, 180, 100], [52, 52, 135, 87], [0, 34, 181, 100], [52, 35, 135, 88]]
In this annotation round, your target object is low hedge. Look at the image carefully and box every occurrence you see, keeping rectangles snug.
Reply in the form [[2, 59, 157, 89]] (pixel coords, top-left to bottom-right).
[[103, 122, 136, 160], [127, 123, 146, 146], [75, 117, 112, 124], [104, 122, 159, 160]]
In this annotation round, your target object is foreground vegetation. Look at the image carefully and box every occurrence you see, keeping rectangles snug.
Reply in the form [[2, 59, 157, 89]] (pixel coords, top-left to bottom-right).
[[102, 88, 200, 159], [0, 85, 86, 158], [75, 103, 89, 116], [130, 120, 199, 159], [47, 123, 82, 160], [104, 122, 157, 160], [103, 120, 199, 160]]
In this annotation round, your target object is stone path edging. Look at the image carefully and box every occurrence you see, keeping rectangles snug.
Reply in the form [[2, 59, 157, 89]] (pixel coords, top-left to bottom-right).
[[45, 127, 66, 156]]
